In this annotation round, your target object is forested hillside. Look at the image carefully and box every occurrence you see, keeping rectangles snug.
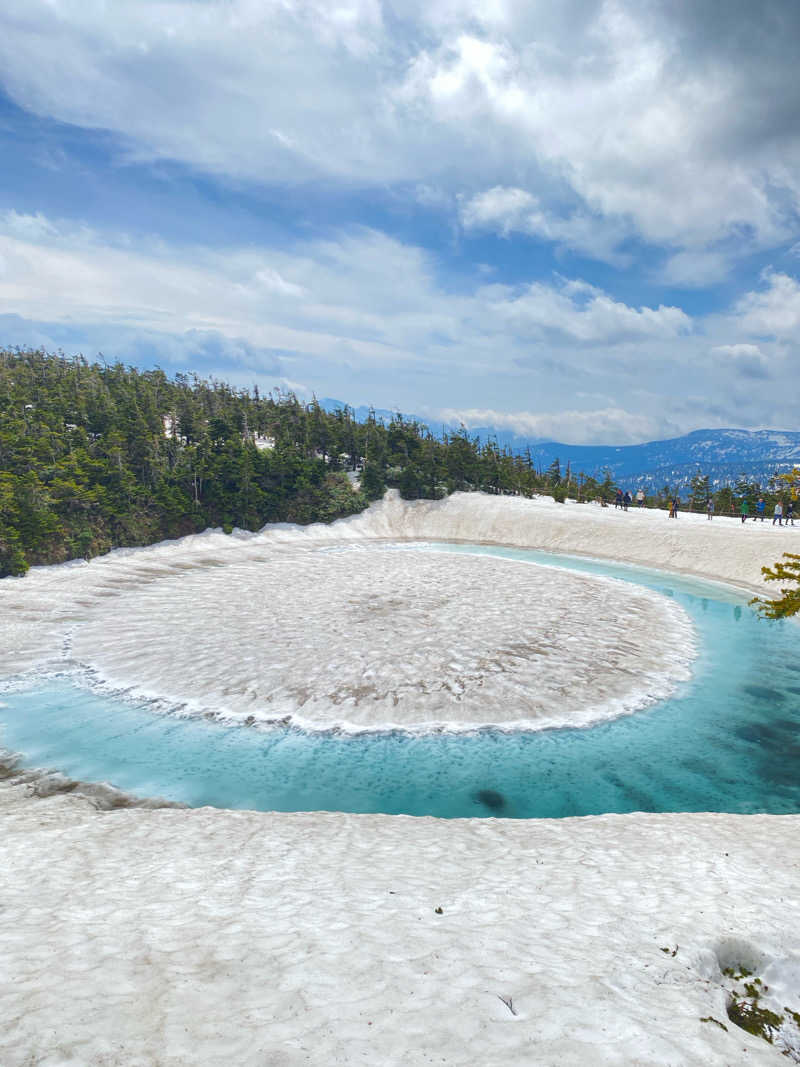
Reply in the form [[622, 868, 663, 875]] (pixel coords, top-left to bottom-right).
[[0, 349, 550, 576]]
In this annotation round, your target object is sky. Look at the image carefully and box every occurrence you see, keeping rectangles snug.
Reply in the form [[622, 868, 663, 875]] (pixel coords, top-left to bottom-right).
[[0, 1, 798, 444]]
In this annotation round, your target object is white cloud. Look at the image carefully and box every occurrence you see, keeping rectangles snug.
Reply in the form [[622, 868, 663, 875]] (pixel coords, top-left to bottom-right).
[[400, 34, 519, 119], [398, 10, 800, 252], [254, 269, 307, 299], [0, 214, 476, 379], [660, 250, 733, 288], [0, 210, 687, 365], [0, 0, 394, 183], [2, 208, 799, 438], [711, 343, 770, 379], [459, 186, 537, 236], [436, 406, 680, 445], [734, 270, 800, 338], [0, 1, 798, 266], [490, 277, 690, 344], [458, 186, 630, 264], [2, 210, 60, 241]]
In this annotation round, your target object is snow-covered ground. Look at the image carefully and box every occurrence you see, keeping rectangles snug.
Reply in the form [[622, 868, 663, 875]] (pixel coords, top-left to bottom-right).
[[2, 780, 798, 1065], [1, 491, 799, 1065]]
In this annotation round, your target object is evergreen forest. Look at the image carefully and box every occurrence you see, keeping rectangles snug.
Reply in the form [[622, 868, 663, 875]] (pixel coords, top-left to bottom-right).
[[1, 349, 797, 580], [0, 349, 554, 576]]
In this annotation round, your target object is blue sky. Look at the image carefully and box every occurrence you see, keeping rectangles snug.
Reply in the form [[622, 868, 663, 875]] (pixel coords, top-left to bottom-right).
[[0, 0, 798, 443]]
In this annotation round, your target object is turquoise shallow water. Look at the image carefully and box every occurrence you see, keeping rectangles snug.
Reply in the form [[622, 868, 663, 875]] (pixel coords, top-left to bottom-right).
[[1, 543, 799, 818]]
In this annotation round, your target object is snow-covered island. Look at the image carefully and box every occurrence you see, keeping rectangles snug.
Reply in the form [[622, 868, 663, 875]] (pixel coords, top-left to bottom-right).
[[1, 492, 799, 1065]]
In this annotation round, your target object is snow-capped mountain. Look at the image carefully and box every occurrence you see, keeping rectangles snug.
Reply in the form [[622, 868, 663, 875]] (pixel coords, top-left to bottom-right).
[[322, 400, 800, 488], [519, 429, 800, 488]]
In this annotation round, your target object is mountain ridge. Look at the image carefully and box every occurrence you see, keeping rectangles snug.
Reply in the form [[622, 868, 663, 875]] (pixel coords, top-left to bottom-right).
[[320, 400, 800, 488]]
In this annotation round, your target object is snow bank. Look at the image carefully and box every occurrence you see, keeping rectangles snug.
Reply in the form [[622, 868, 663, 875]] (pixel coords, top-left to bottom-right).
[[355, 490, 798, 594], [1, 777, 797, 1066]]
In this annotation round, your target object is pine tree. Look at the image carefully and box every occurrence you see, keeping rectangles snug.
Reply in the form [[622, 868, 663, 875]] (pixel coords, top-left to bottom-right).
[[360, 459, 385, 500], [689, 470, 710, 511], [752, 553, 800, 618], [599, 468, 616, 505]]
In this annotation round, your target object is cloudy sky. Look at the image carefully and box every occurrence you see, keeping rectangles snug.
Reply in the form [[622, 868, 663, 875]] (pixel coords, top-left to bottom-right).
[[0, 0, 798, 443]]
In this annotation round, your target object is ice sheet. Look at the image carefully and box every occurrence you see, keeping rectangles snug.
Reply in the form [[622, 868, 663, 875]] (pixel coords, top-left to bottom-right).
[[65, 544, 695, 731]]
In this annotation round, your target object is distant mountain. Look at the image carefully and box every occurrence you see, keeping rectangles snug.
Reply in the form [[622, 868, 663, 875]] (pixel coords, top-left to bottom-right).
[[516, 429, 800, 489], [321, 400, 800, 488]]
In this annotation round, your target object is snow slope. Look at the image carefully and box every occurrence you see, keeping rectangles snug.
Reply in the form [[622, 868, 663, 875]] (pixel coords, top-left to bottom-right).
[[1, 780, 798, 1065]]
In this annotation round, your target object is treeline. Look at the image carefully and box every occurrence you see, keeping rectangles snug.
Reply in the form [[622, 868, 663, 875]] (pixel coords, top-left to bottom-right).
[[0, 349, 561, 576], [643, 469, 799, 515], [3, 349, 795, 578]]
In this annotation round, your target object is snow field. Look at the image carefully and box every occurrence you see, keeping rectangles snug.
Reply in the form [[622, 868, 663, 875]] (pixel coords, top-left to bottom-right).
[[1, 780, 798, 1066]]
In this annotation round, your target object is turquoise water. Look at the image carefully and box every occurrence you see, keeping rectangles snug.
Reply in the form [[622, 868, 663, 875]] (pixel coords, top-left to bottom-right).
[[1, 543, 799, 818]]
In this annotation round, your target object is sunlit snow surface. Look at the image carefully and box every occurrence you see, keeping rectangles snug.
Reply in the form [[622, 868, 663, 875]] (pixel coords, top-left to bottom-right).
[[68, 544, 694, 731]]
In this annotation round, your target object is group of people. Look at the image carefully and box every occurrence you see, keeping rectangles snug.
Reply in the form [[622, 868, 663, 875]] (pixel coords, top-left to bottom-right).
[[613, 488, 646, 511], [613, 487, 796, 525], [739, 497, 795, 525]]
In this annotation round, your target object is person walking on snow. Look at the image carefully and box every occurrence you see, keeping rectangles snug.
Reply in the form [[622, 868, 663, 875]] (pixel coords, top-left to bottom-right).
[[636, 488, 645, 507], [773, 501, 783, 526], [756, 497, 766, 521], [706, 498, 714, 520], [740, 499, 750, 523], [786, 500, 795, 526]]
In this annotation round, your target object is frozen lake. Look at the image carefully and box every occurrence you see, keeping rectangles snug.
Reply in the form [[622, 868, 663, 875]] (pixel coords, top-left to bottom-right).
[[2, 542, 798, 818]]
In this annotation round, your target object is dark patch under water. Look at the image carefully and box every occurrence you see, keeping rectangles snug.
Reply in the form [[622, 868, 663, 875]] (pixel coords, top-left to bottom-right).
[[774, 718, 798, 732], [758, 747, 800, 786], [474, 789, 506, 811], [742, 685, 786, 703], [735, 722, 790, 745]]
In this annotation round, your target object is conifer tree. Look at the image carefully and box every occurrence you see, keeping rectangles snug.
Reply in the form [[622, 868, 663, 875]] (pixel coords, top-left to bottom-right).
[[753, 553, 800, 619], [689, 470, 710, 511]]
